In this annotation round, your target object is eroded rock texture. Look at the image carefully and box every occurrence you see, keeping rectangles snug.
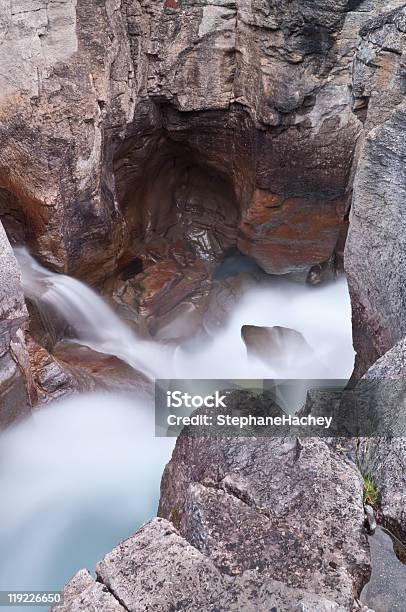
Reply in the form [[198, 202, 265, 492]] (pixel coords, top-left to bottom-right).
[[0, 0, 398, 288], [158, 432, 370, 610], [57, 518, 357, 612], [359, 337, 406, 544], [0, 222, 30, 426], [56, 430, 371, 612], [345, 5, 406, 374]]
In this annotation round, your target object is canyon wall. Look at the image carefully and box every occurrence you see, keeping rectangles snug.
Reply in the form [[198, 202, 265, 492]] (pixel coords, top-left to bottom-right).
[[0, 222, 30, 426], [0, 0, 398, 278], [345, 6, 406, 373], [1, 0, 405, 366]]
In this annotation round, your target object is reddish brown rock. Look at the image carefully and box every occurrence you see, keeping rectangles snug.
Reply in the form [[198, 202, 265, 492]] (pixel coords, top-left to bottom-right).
[[0, 0, 392, 285], [241, 325, 314, 369], [112, 254, 212, 342], [238, 191, 345, 274]]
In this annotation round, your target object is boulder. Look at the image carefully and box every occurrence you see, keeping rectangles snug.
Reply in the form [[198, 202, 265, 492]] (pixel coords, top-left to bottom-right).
[[56, 518, 355, 612], [158, 430, 370, 609], [53, 568, 125, 612], [241, 325, 314, 370]]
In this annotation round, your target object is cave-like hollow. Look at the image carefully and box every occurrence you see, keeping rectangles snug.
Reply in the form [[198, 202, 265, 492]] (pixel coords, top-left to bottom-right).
[[113, 134, 242, 275]]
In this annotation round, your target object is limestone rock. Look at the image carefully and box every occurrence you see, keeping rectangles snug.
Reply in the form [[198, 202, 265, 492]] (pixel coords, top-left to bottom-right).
[[58, 518, 352, 611], [0, 221, 29, 426], [345, 6, 406, 374], [358, 338, 406, 543], [53, 568, 125, 612], [0, 0, 397, 287], [159, 433, 370, 609]]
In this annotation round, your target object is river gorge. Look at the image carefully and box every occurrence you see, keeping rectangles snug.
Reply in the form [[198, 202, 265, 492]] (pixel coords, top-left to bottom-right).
[[0, 1, 405, 611]]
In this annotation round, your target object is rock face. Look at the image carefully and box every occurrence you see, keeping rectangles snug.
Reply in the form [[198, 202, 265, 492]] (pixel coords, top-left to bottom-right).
[[0, 221, 30, 426], [57, 429, 370, 611], [56, 518, 356, 612], [0, 0, 398, 291], [0, 0, 403, 350], [345, 5, 406, 374], [158, 432, 370, 609], [359, 337, 406, 543], [57, 432, 369, 612]]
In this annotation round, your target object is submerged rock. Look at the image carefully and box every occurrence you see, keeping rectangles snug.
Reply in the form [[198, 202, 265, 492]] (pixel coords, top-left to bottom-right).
[[241, 325, 314, 369]]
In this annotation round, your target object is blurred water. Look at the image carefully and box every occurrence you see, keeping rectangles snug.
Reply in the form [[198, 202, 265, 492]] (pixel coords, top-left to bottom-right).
[[0, 251, 355, 608], [14, 248, 172, 380], [176, 276, 355, 380], [0, 394, 174, 606], [15, 248, 355, 381]]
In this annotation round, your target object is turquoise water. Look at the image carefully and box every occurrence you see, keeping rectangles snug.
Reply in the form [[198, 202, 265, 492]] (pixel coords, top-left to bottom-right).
[[0, 393, 175, 608]]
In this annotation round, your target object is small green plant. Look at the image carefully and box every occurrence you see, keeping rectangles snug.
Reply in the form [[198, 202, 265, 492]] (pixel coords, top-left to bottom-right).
[[363, 474, 378, 507], [170, 506, 182, 530]]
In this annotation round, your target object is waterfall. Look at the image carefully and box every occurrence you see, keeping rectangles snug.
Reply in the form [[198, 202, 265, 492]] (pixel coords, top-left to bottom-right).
[[14, 248, 355, 382], [14, 248, 171, 380], [1, 250, 356, 603]]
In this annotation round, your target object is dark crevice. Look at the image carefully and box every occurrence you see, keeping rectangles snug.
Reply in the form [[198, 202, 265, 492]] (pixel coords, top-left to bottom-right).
[[95, 573, 131, 612]]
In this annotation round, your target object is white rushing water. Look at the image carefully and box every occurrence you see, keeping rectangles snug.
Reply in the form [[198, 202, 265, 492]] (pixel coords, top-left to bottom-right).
[[0, 393, 174, 599], [15, 248, 355, 381], [15, 248, 171, 380], [175, 276, 354, 380], [0, 250, 355, 604]]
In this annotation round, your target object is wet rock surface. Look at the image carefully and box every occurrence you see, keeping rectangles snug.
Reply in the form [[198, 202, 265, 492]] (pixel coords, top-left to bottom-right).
[[358, 338, 406, 544], [361, 527, 406, 612], [0, 221, 30, 426], [241, 325, 314, 370]]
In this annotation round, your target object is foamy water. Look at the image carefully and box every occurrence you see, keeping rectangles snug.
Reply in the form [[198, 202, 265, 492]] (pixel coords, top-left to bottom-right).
[[15, 248, 172, 380], [0, 394, 174, 599], [15, 248, 354, 381], [175, 276, 354, 380], [0, 250, 355, 602]]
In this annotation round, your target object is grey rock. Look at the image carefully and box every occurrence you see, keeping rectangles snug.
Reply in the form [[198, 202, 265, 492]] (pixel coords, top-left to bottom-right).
[[53, 568, 125, 611], [358, 338, 406, 542], [0, 221, 29, 425], [345, 6, 406, 374], [60, 518, 349, 611], [364, 505, 377, 535], [360, 527, 406, 612], [0, 222, 27, 354], [159, 433, 370, 609]]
